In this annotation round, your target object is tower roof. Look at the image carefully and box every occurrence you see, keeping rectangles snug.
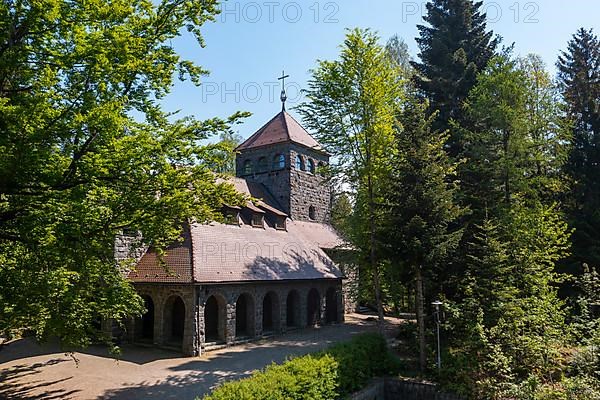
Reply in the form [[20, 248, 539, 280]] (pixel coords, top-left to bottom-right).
[[235, 111, 326, 153]]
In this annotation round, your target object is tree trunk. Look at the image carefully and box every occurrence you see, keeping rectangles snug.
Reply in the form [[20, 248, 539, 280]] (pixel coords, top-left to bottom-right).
[[368, 173, 385, 334], [415, 266, 427, 372]]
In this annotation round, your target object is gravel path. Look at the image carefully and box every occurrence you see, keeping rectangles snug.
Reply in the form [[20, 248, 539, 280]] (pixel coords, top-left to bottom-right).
[[0, 314, 402, 400]]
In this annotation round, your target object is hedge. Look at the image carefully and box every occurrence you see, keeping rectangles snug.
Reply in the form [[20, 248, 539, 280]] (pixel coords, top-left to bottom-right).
[[201, 333, 401, 400]]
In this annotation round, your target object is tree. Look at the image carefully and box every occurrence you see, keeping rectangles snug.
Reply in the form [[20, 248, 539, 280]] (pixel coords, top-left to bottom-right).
[[297, 28, 405, 331], [380, 96, 464, 371], [412, 0, 498, 155], [459, 53, 568, 224], [330, 192, 353, 238], [557, 28, 600, 270], [0, 0, 247, 349], [208, 131, 244, 174], [385, 34, 412, 73]]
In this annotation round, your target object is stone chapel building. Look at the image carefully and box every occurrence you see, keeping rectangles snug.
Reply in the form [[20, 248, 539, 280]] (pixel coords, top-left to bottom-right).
[[117, 109, 353, 356]]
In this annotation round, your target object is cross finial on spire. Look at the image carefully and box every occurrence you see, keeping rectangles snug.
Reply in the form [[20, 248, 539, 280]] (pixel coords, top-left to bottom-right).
[[278, 70, 290, 111]]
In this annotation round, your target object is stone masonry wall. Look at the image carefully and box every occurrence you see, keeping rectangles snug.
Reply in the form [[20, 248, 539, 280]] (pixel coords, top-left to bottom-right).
[[129, 279, 343, 356], [127, 284, 197, 355], [235, 143, 330, 223]]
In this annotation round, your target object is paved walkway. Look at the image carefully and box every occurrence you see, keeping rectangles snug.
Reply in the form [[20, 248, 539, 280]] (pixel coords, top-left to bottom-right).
[[0, 314, 402, 400]]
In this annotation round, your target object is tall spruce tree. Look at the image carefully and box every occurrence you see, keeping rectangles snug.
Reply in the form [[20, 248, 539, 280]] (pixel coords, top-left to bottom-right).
[[412, 0, 498, 156], [380, 96, 464, 370], [557, 28, 600, 269]]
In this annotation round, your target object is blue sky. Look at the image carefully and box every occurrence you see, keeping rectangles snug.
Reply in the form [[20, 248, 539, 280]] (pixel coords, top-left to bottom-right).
[[162, 0, 599, 141]]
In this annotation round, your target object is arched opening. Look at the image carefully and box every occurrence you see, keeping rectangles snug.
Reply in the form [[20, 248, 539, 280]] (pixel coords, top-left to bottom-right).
[[134, 295, 155, 341], [307, 288, 321, 327], [262, 291, 280, 335], [235, 293, 255, 338], [204, 295, 226, 343], [286, 290, 301, 328], [295, 155, 305, 171], [325, 287, 338, 324], [272, 154, 285, 170], [243, 159, 252, 175], [307, 159, 315, 174], [309, 206, 316, 220], [163, 295, 185, 346]]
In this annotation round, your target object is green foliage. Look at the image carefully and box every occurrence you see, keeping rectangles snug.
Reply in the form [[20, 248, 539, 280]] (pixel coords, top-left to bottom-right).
[[380, 95, 464, 279], [324, 332, 402, 396], [330, 192, 353, 239], [298, 28, 407, 327], [412, 0, 499, 154], [202, 354, 338, 400], [0, 0, 248, 348], [202, 333, 401, 400], [557, 28, 600, 271], [441, 204, 573, 398]]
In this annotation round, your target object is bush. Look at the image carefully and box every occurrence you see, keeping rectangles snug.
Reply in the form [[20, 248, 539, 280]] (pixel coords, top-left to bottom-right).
[[202, 354, 338, 400], [201, 333, 401, 400], [324, 332, 402, 396]]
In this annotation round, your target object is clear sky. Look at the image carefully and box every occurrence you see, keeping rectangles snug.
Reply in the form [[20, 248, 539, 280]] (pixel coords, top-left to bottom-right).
[[161, 0, 599, 141]]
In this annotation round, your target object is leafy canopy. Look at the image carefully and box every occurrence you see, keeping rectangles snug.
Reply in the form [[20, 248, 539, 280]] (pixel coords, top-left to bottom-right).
[[0, 0, 247, 348]]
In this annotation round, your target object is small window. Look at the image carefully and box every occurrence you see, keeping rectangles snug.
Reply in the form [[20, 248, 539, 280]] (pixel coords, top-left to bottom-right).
[[274, 217, 286, 230], [307, 159, 315, 174], [295, 155, 304, 171], [243, 160, 252, 175], [252, 213, 264, 227], [309, 206, 316, 220], [224, 210, 239, 225], [273, 154, 285, 170], [257, 157, 267, 172]]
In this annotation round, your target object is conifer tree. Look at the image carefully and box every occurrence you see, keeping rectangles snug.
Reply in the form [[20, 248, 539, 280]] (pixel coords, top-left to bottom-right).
[[412, 0, 498, 155], [557, 28, 600, 268], [380, 95, 464, 370]]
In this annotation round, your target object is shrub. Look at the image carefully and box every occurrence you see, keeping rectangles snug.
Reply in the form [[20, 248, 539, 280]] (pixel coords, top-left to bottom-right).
[[324, 332, 402, 396], [201, 333, 401, 400], [202, 354, 338, 400]]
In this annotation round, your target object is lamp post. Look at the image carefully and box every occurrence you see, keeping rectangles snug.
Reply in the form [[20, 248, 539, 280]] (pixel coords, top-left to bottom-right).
[[432, 300, 442, 370]]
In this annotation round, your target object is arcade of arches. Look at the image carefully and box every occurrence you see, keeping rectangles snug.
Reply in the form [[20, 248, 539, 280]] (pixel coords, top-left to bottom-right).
[[125, 281, 344, 356]]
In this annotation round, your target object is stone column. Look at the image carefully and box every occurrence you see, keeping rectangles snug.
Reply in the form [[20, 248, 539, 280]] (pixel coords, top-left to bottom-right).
[[154, 296, 164, 346], [225, 301, 236, 345], [255, 291, 263, 338], [319, 289, 327, 326], [299, 288, 308, 328], [280, 289, 288, 334], [337, 286, 345, 323], [182, 295, 196, 356]]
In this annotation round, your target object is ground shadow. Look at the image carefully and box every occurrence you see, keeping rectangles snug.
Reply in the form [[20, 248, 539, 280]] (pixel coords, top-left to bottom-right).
[[0, 337, 182, 366], [101, 321, 380, 400], [0, 359, 80, 400]]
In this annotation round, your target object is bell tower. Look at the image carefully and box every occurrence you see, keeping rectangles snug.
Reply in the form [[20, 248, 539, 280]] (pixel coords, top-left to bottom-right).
[[234, 79, 331, 223]]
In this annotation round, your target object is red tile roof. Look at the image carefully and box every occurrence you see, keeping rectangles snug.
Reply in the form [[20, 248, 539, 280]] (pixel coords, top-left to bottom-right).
[[236, 111, 325, 152], [128, 229, 194, 283]]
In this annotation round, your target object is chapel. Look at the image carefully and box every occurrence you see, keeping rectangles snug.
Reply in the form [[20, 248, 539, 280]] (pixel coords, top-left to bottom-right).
[[115, 105, 354, 356]]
